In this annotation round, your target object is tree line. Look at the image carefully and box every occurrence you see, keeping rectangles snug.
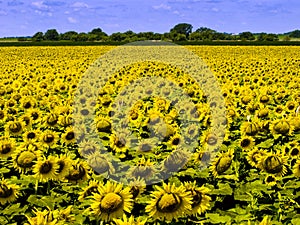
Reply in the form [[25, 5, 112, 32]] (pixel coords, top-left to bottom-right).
[[28, 23, 300, 42]]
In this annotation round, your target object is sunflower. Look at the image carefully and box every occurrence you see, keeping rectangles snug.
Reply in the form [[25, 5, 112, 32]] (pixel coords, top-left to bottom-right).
[[58, 113, 73, 127], [135, 138, 157, 154], [292, 159, 300, 177], [128, 178, 146, 200], [54, 206, 76, 224], [78, 180, 101, 202], [86, 151, 115, 175], [246, 148, 267, 168], [128, 157, 156, 181], [145, 182, 192, 222], [286, 100, 297, 112], [240, 120, 260, 136], [210, 148, 234, 177], [239, 136, 255, 150], [110, 131, 131, 156], [0, 178, 20, 205], [54, 154, 72, 181], [4, 120, 25, 136], [264, 174, 277, 187], [12, 144, 42, 173], [25, 208, 57, 225], [91, 181, 133, 222], [23, 129, 41, 142], [184, 181, 211, 215], [65, 159, 90, 183], [193, 147, 211, 166], [42, 112, 59, 129], [167, 133, 182, 147], [113, 214, 147, 225], [78, 139, 99, 157], [26, 108, 42, 124], [258, 152, 288, 176], [0, 137, 16, 158], [20, 96, 36, 110], [33, 156, 59, 182], [61, 127, 77, 145], [40, 129, 59, 149], [270, 119, 294, 137], [162, 149, 190, 173]]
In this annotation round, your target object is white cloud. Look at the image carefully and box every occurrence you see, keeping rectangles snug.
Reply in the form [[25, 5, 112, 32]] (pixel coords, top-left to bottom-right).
[[153, 3, 171, 10], [71, 2, 88, 8], [68, 17, 77, 23], [31, 1, 49, 10]]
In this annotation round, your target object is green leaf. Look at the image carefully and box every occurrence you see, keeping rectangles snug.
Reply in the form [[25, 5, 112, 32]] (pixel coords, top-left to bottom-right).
[[291, 218, 300, 225], [211, 183, 233, 196], [205, 213, 232, 224], [256, 139, 274, 148]]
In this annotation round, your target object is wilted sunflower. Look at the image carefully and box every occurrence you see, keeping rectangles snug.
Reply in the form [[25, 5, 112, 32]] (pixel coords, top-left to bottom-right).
[[0, 178, 20, 205], [184, 181, 211, 216], [78, 180, 101, 202], [65, 159, 90, 183], [91, 181, 133, 222], [145, 182, 192, 222], [33, 156, 59, 182], [113, 214, 147, 225], [0, 137, 16, 158], [210, 148, 234, 177], [258, 152, 288, 176], [292, 159, 300, 177]]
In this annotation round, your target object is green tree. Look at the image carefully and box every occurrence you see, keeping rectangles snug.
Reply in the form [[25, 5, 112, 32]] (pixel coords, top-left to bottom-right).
[[44, 29, 59, 41], [89, 28, 107, 41], [239, 31, 255, 41], [32, 32, 44, 42], [61, 31, 78, 40], [170, 23, 193, 38]]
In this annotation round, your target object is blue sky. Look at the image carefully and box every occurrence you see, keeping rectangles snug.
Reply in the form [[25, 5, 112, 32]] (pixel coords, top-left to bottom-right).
[[0, 0, 299, 37]]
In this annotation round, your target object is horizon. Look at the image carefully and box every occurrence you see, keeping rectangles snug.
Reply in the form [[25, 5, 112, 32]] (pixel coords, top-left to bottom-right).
[[0, 0, 300, 38]]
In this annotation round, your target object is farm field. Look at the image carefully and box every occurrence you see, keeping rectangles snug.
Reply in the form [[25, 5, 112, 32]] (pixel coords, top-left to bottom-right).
[[0, 45, 300, 225]]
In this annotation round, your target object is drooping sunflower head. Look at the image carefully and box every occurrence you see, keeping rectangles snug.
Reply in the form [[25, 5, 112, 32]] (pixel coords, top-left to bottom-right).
[[78, 139, 99, 157], [162, 149, 190, 173], [258, 152, 288, 176], [210, 148, 234, 177], [128, 157, 156, 181], [270, 119, 294, 137], [91, 181, 133, 222], [183, 181, 211, 216], [145, 182, 192, 222], [240, 121, 260, 136], [0, 178, 20, 205], [87, 151, 114, 175]]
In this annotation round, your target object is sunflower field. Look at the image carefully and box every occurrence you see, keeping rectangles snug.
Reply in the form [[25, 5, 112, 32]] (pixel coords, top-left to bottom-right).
[[0, 45, 300, 225]]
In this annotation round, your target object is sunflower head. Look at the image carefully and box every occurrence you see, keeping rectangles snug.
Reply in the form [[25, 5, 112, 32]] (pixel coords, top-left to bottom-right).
[[0, 179, 20, 205], [259, 153, 288, 176], [240, 136, 255, 150], [270, 119, 294, 136], [0, 137, 16, 158], [33, 156, 59, 182], [211, 148, 234, 177]]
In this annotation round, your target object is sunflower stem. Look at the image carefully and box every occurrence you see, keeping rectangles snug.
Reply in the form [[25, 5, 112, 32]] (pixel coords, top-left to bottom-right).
[[35, 180, 38, 194]]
